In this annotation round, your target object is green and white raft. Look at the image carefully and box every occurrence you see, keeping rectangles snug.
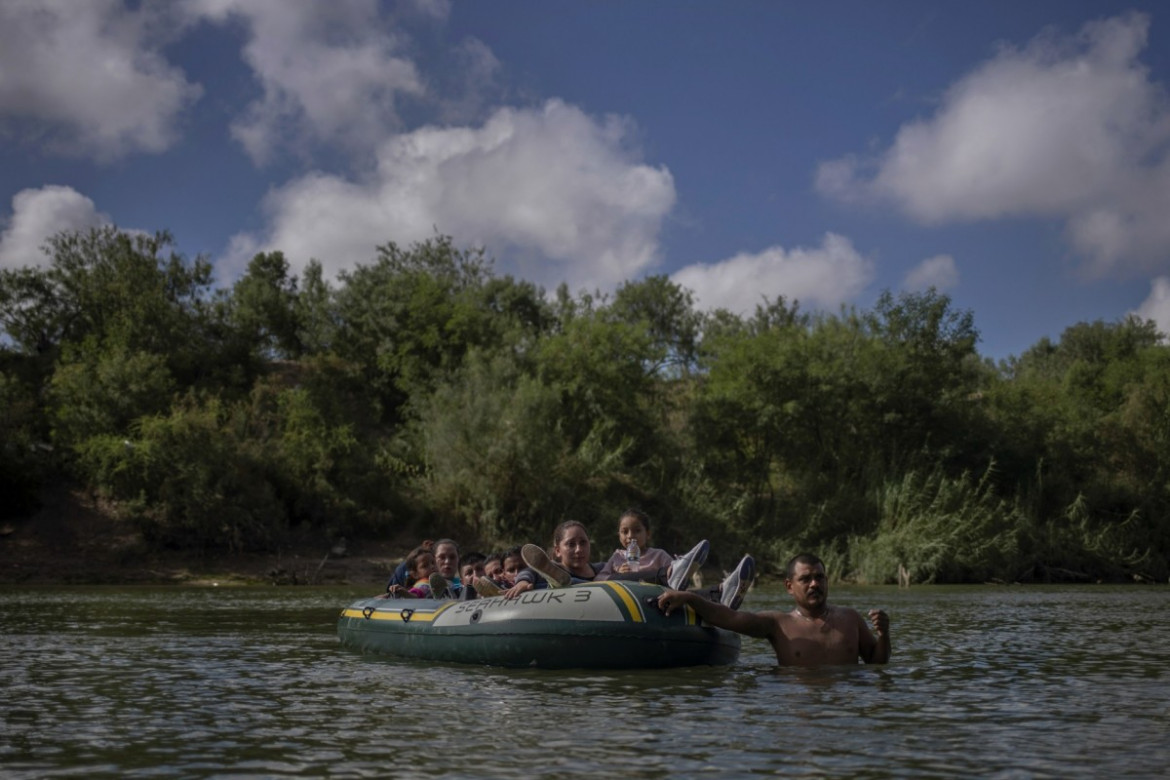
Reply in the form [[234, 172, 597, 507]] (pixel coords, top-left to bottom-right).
[[337, 580, 740, 669]]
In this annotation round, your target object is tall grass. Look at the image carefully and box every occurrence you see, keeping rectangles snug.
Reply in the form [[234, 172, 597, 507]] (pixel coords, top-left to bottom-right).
[[846, 463, 1026, 584], [1035, 496, 1165, 582]]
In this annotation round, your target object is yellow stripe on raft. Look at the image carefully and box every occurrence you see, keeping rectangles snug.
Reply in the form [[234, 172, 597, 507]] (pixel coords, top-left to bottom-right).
[[341, 601, 458, 623], [341, 583, 697, 626], [596, 581, 644, 622], [595, 582, 698, 625], [594, 581, 699, 625]]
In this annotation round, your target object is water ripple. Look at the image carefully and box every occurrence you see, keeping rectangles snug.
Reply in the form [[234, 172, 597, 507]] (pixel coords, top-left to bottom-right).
[[1, 584, 1167, 778]]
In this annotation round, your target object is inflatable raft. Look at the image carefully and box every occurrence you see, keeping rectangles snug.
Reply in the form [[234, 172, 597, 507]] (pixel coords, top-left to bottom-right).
[[337, 580, 740, 669]]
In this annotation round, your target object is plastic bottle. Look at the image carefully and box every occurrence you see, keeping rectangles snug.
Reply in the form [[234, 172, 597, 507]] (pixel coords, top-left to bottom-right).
[[626, 538, 641, 571]]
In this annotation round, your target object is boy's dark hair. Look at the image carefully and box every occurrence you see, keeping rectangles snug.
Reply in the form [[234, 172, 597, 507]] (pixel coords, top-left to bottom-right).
[[462, 551, 486, 567], [484, 551, 504, 567], [502, 546, 524, 561]]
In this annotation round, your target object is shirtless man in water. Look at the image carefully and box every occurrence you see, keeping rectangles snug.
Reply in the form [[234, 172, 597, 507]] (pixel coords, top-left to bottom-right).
[[657, 553, 890, 666]]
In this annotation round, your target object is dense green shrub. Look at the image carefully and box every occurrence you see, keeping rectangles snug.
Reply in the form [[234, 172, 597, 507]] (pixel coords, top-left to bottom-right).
[[78, 398, 284, 551]]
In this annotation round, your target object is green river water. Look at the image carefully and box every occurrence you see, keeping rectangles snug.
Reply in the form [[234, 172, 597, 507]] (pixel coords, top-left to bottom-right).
[[1, 583, 1167, 778]]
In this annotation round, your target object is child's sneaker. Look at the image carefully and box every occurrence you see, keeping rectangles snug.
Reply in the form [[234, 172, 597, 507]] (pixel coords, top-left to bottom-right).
[[667, 540, 710, 590], [473, 577, 504, 597], [720, 555, 755, 609], [428, 572, 450, 600], [521, 543, 572, 588]]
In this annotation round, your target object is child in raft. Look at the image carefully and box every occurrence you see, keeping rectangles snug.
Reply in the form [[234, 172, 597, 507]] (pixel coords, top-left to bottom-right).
[[595, 508, 676, 580], [501, 546, 526, 585], [469, 546, 526, 597], [460, 551, 487, 584], [594, 508, 753, 607], [385, 538, 433, 590], [481, 552, 504, 584], [383, 545, 441, 599]]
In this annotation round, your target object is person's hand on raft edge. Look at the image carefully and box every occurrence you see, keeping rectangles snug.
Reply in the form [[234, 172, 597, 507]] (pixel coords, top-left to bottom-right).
[[503, 581, 533, 600], [375, 586, 404, 599], [656, 589, 695, 616], [380, 585, 414, 599]]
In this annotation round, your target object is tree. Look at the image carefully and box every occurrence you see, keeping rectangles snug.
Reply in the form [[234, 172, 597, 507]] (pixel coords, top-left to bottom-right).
[[611, 275, 704, 376], [0, 365, 49, 517], [331, 236, 551, 425], [0, 227, 213, 359], [412, 349, 570, 541], [229, 251, 304, 359], [49, 347, 175, 450]]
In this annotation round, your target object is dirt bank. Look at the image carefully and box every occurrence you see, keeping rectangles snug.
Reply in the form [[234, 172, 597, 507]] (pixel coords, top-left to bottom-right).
[[0, 489, 408, 587]]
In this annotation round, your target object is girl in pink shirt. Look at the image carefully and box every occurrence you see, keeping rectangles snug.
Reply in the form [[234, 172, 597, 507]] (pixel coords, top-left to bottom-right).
[[597, 508, 678, 581]]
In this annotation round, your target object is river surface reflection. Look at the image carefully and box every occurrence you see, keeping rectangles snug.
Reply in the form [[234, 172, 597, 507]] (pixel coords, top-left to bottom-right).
[[1, 584, 1167, 778]]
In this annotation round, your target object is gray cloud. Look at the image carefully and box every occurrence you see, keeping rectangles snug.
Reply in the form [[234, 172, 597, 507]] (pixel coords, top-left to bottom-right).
[[185, 0, 425, 164], [0, 0, 201, 160]]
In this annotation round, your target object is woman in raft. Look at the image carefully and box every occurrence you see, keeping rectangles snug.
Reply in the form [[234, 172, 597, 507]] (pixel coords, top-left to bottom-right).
[[492, 516, 754, 610]]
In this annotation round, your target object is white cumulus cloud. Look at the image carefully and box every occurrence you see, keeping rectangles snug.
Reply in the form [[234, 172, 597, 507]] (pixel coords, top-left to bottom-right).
[[0, 0, 201, 160], [903, 254, 959, 292], [222, 100, 676, 291], [1133, 276, 1170, 339], [185, 0, 425, 164], [816, 12, 1170, 279], [670, 233, 874, 315], [0, 186, 111, 270]]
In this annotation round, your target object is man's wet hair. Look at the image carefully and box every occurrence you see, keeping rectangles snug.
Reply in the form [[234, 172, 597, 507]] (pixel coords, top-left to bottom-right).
[[785, 553, 825, 580]]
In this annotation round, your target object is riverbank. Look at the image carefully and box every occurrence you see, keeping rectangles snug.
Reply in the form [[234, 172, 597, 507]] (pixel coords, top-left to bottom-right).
[[0, 489, 407, 587], [7, 489, 1156, 587]]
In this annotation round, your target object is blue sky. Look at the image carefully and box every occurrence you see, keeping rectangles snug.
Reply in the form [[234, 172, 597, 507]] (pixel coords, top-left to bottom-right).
[[3, 1, 1170, 359]]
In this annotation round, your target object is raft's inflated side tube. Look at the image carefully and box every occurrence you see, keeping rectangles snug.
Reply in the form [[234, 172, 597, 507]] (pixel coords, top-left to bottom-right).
[[337, 580, 740, 669]]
